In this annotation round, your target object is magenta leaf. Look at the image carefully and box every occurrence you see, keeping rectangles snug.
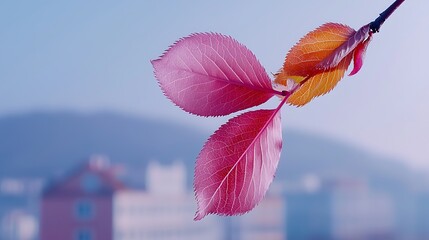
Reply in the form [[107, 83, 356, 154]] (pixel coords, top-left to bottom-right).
[[194, 99, 285, 220], [349, 34, 373, 76], [151, 33, 278, 117], [317, 24, 371, 71]]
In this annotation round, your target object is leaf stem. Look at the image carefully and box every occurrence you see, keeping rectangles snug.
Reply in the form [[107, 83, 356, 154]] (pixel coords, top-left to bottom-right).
[[278, 91, 289, 108], [274, 75, 311, 100], [370, 0, 405, 33], [298, 76, 312, 87]]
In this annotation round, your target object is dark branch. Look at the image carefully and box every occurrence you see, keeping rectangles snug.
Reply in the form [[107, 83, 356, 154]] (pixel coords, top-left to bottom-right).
[[370, 0, 405, 33]]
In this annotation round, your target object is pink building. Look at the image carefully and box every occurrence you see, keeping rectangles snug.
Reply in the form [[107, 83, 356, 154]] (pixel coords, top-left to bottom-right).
[[40, 157, 125, 240]]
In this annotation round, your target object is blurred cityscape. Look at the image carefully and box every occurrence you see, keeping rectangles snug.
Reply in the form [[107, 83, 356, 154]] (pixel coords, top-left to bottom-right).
[[1, 155, 429, 240], [1, 112, 429, 240]]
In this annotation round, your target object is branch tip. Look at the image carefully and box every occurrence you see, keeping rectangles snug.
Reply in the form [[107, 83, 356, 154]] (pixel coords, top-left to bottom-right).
[[369, 0, 405, 33]]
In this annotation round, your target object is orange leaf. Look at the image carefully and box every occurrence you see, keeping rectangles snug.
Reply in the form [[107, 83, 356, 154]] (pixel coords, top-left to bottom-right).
[[279, 23, 355, 78], [286, 54, 353, 106], [275, 23, 365, 106]]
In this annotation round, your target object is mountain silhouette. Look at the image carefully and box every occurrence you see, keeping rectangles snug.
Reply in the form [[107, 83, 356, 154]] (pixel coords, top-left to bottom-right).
[[0, 111, 425, 190]]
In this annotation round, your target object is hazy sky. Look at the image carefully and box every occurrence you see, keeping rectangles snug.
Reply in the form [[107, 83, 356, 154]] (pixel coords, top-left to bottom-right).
[[1, 1, 428, 170]]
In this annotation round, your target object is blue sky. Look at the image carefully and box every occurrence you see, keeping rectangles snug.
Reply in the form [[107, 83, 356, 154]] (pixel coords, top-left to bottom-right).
[[1, 0, 428, 170]]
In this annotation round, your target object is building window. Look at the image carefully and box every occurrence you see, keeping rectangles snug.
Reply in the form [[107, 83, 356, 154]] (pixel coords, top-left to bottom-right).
[[81, 173, 101, 193], [75, 200, 94, 220], [75, 229, 93, 240]]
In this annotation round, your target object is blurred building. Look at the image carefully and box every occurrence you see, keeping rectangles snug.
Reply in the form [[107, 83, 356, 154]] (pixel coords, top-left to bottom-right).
[[39, 156, 224, 240], [0, 178, 42, 240], [285, 175, 395, 240], [113, 161, 223, 240], [227, 184, 285, 240], [1, 210, 38, 240], [40, 156, 122, 240]]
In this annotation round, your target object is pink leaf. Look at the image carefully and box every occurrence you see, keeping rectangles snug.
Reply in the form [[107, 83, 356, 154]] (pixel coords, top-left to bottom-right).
[[317, 24, 371, 71], [151, 33, 277, 117], [194, 99, 285, 220], [349, 33, 373, 76]]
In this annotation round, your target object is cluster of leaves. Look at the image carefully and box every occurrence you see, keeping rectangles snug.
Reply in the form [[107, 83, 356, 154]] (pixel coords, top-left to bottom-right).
[[152, 0, 404, 220]]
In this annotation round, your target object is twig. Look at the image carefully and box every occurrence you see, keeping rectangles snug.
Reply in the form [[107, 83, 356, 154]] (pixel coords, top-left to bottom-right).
[[370, 0, 405, 33]]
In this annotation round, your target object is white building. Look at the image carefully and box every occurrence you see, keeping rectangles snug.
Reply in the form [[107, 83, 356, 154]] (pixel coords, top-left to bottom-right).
[[230, 187, 285, 240], [113, 161, 224, 240], [330, 179, 395, 240], [1, 210, 38, 240]]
